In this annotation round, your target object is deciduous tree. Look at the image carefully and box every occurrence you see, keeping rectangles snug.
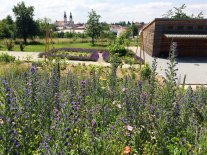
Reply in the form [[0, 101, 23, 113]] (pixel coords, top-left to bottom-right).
[[13, 1, 38, 44], [36, 18, 56, 37], [131, 22, 138, 38], [0, 15, 15, 39], [163, 4, 204, 19], [86, 10, 102, 45]]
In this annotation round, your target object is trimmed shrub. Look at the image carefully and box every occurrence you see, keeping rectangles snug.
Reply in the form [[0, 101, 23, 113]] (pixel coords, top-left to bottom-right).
[[109, 43, 127, 56]]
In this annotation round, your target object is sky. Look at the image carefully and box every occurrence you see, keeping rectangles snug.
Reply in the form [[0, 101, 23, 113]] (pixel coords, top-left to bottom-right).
[[0, 0, 207, 23]]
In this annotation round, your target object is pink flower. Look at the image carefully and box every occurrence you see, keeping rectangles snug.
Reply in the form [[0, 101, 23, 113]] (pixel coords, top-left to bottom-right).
[[126, 125, 133, 131]]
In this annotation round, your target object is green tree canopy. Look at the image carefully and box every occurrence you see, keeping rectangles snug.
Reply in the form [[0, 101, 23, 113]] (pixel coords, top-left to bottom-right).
[[36, 18, 56, 37], [163, 4, 204, 19], [131, 22, 138, 38], [114, 21, 127, 26], [0, 15, 15, 39], [86, 9, 102, 45], [101, 22, 110, 31], [13, 1, 38, 43]]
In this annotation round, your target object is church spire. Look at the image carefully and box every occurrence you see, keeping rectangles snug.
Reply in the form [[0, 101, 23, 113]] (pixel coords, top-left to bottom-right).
[[70, 12, 73, 21], [64, 11, 67, 23]]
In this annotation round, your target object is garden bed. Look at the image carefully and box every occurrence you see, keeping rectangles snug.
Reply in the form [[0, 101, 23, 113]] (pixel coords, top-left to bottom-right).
[[39, 48, 110, 62], [1, 62, 207, 154]]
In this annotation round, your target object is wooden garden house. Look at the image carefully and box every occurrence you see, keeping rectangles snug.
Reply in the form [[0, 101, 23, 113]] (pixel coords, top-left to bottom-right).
[[140, 18, 207, 57]]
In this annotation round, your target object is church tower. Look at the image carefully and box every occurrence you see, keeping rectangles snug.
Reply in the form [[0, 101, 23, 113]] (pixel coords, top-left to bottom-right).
[[69, 12, 73, 22], [69, 12, 74, 27], [64, 11, 67, 24]]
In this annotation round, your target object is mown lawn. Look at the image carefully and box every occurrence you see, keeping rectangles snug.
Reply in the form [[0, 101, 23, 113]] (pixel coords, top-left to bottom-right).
[[0, 39, 108, 52]]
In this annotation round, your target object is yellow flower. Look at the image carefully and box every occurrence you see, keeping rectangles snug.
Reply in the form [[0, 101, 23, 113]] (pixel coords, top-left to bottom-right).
[[100, 77, 107, 81], [123, 146, 131, 154]]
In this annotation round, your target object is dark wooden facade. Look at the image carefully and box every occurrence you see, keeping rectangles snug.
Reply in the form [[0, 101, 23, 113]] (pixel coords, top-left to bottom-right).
[[141, 18, 207, 57]]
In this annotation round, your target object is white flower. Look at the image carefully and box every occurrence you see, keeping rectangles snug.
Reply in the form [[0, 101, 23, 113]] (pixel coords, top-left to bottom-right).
[[0, 119, 4, 125], [122, 88, 127, 92], [126, 125, 133, 131], [116, 104, 122, 109], [101, 86, 106, 90]]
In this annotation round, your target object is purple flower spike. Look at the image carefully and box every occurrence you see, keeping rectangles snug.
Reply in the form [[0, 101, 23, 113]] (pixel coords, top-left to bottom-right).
[[30, 65, 37, 75]]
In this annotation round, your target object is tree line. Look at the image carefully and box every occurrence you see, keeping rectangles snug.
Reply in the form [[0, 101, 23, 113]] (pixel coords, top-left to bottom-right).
[[0, 2, 56, 44], [0, 2, 204, 46], [0, 1, 139, 46]]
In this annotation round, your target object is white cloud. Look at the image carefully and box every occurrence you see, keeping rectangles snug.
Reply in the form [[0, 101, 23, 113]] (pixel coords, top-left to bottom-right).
[[0, 0, 206, 23], [187, 3, 207, 16]]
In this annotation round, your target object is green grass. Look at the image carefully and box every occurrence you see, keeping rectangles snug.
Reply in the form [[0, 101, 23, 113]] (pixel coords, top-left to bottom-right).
[[0, 38, 108, 52], [0, 37, 140, 52], [0, 43, 107, 52]]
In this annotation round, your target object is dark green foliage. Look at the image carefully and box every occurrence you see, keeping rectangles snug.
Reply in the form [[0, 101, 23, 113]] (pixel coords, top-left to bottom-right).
[[0, 15, 15, 39], [109, 40, 144, 64], [163, 4, 204, 19], [19, 41, 25, 51], [132, 22, 138, 38], [5, 40, 14, 51], [36, 18, 56, 38], [109, 42, 127, 56], [140, 63, 151, 80], [86, 10, 102, 45], [13, 1, 38, 44]]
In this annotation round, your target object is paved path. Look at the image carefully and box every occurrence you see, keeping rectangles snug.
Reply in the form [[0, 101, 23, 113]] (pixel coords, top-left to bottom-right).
[[97, 53, 105, 63], [129, 46, 207, 85], [0, 51, 139, 69], [0, 51, 41, 61], [3, 49, 207, 85]]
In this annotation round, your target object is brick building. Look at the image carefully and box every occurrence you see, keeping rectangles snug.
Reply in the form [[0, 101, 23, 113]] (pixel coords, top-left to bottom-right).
[[140, 18, 207, 57]]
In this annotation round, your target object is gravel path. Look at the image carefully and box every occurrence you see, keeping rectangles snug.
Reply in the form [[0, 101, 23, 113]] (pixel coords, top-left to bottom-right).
[[129, 46, 207, 85], [97, 53, 105, 63]]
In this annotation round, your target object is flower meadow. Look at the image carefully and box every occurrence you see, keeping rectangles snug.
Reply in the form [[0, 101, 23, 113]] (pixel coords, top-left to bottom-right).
[[0, 47, 207, 155]]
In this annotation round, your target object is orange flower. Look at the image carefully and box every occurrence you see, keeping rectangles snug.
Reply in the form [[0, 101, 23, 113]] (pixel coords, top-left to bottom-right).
[[123, 146, 131, 154]]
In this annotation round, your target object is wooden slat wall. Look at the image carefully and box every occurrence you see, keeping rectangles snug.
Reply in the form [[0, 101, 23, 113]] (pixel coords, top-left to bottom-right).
[[160, 37, 207, 57]]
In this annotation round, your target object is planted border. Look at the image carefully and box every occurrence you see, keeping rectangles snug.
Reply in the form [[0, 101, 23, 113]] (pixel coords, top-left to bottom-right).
[[39, 48, 109, 62]]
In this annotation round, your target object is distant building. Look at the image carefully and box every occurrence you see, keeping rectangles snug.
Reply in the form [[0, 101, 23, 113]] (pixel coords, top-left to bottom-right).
[[140, 18, 207, 57], [110, 25, 128, 36], [55, 12, 85, 33], [134, 22, 145, 34]]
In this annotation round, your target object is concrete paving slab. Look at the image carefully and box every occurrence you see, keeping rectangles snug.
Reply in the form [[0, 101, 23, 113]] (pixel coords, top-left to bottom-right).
[[129, 46, 207, 85]]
